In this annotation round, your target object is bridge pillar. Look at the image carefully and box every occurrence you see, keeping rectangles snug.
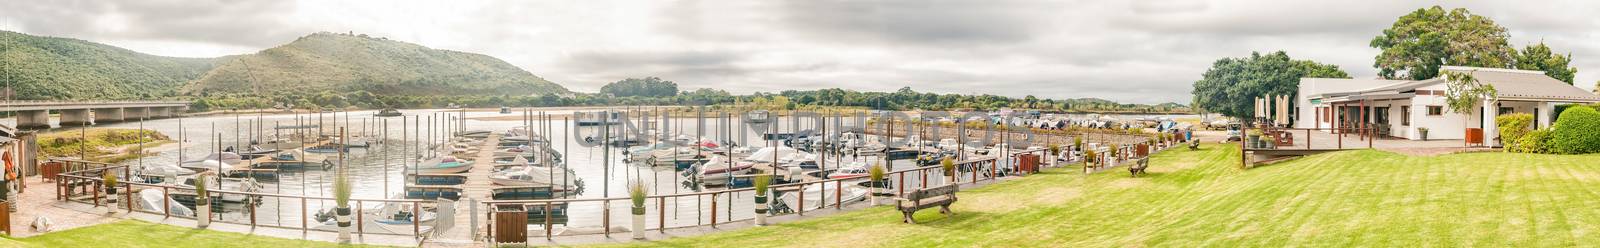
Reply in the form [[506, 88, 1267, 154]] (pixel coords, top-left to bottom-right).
[[16, 110, 51, 129], [93, 108, 125, 124], [125, 107, 150, 121], [59, 109, 92, 127]]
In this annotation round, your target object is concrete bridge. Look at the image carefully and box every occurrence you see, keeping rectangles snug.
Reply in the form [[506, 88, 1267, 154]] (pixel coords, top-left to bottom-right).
[[4, 101, 190, 129]]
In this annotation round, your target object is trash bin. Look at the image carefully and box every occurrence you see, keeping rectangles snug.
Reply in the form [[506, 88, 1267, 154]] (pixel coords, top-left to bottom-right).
[[494, 204, 528, 244]]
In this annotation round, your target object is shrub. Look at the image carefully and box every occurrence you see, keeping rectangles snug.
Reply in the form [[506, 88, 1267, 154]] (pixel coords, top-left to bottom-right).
[[333, 170, 351, 208], [869, 163, 886, 182], [1073, 137, 1083, 150], [628, 180, 648, 209], [753, 174, 771, 196], [102, 170, 118, 189], [1048, 144, 1061, 156], [1550, 106, 1600, 154], [940, 158, 956, 176], [1496, 113, 1534, 148], [1509, 129, 1554, 154]]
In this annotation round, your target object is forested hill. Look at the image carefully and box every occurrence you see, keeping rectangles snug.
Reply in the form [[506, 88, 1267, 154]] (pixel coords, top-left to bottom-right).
[[184, 32, 569, 96], [0, 31, 221, 100]]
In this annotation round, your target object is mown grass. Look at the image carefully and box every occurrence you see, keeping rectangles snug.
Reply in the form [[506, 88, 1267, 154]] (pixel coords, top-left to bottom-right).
[[597, 144, 1600, 247], [0, 220, 382, 247]]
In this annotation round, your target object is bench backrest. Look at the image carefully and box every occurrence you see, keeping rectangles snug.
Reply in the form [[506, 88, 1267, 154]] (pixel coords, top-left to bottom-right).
[[908, 184, 959, 201]]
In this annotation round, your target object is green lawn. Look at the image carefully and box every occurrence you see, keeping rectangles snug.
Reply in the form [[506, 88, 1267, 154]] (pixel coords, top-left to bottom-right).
[[600, 144, 1600, 247], [0, 220, 381, 247]]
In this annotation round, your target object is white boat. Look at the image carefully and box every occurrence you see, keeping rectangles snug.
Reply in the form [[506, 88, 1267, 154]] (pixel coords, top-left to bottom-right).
[[647, 148, 703, 166], [171, 175, 263, 203], [178, 160, 238, 175], [489, 166, 580, 192], [137, 189, 194, 217], [827, 161, 872, 179], [136, 163, 195, 183], [407, 156, 474, 174], [624, 143, 675, 161], [695, 156, 753, 186], [184, 152, 243, 165], [779, 184, 869, 211]]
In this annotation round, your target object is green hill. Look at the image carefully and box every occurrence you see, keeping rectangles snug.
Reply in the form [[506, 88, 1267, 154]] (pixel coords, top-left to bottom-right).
[[0, 31, 220, 100], [185, 32, 568, 96]]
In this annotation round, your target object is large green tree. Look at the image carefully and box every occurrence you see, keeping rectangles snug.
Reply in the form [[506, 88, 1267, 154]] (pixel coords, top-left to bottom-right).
[[600, 77, 679, 97], [1515, 42, 1578, 84], [1196, 50, 1344, 118], [1191, 51, 1349, 119], [1371, 6, 1513, 80]]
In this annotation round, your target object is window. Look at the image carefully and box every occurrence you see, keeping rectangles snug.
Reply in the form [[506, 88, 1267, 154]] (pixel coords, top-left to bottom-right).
[[1401, 106, 1410, 126], [1427, 106, 1443, 116], [1499, 107, 1514, 114]]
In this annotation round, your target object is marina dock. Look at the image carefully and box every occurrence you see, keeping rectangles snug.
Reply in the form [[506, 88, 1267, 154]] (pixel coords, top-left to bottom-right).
[[438, 133, 502, 240]]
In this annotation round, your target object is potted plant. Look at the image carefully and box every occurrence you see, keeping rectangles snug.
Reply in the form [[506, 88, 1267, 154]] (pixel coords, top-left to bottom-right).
[[1073, 136, 1084, 152], [333, 169, 353, 242], [1083, 149, 1098, 172], [753, 174, 771, 226], [1108, 145, 1121, 166], [194, 173, 211, 228], [941, 157, 957, 185], [1418, 127, 1430, 141], [628, 180, 647, 239], [868, 164, 886, 206], [102, 170, 118, 214], [1262, 135, 1277, 149], [1246, 129, 1263, 148]]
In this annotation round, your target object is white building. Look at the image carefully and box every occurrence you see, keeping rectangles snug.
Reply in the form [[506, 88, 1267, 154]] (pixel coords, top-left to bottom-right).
[[1297, 66, 1600, 145]]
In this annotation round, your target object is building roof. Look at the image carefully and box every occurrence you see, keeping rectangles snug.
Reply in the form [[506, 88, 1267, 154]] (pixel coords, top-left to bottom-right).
[[1305, 66, 1600, 103], [1300, 78, 1410, 99], [1439, 66, 1600, 101]]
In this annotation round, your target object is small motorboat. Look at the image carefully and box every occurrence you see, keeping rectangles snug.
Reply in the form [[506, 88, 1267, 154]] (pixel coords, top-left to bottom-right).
[[404, 185, 463, 200], [178, 160, 238, 175], [230, 145, 279, 159], [827, 161, 872, 179], [304, 144, 346, 153], [489, 166, 579, 190], [170, 175, 263, 203], [137, 189, 194, 217], [778, 184, 869, 211], [646, 148, 704, 166], [407, 156, 474, 174]]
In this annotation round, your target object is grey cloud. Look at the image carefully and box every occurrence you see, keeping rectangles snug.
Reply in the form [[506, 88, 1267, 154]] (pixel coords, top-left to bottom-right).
[[0, 0, 304, 48]]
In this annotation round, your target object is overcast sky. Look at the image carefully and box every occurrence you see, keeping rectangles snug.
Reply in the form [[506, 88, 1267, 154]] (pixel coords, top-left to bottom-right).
[[2, 0, 1598, 104]]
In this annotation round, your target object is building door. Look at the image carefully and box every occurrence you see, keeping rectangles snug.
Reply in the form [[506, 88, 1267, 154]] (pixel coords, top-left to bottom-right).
[[1374, 107, 1390, 137]]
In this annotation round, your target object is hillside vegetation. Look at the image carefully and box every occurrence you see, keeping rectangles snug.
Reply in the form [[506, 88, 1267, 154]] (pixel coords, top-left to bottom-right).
[[185, 32, 567, 97], [605, 145, 1600, 247], [0, 31, 219, 100]]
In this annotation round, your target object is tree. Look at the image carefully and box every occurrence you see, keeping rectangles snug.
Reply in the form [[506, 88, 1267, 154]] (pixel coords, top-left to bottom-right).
[[600, 77, 679, 97], [1191, 51, 1349, 119], [1514, 42, 1578, 84], [1371, 6, 1513, 80], [1443, 69, 1497, 147]]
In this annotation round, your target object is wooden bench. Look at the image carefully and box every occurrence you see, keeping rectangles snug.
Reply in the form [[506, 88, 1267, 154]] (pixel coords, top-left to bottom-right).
[[895, 184, 959, 224], [1128, 158, 1149, 177]]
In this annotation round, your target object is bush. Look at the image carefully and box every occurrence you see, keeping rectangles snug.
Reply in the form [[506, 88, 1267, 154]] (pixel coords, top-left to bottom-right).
[[1549, 106, 1600, 154], [1509, 129, 1554, 154], [1496, 113, 1534, 148]]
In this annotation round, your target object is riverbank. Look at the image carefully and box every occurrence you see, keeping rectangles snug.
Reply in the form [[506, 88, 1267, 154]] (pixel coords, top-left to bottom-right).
[[36, 128, 171, 163]]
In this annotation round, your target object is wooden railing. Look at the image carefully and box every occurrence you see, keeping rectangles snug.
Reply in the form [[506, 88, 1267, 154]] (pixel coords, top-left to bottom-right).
[[55, 165, 436, 240], [477, 155, 1036, 242]]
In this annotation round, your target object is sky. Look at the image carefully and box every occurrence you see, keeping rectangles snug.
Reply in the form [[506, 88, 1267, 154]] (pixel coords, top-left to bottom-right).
[[2, 0, 1598, 104]]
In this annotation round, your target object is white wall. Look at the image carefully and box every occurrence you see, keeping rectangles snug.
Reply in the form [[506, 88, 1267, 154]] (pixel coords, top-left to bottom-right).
[[1408, 85, 1473, 140]]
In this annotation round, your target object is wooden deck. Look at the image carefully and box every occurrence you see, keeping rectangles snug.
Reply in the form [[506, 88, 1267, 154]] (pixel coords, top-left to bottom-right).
[[438, 133, 501, 240]]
